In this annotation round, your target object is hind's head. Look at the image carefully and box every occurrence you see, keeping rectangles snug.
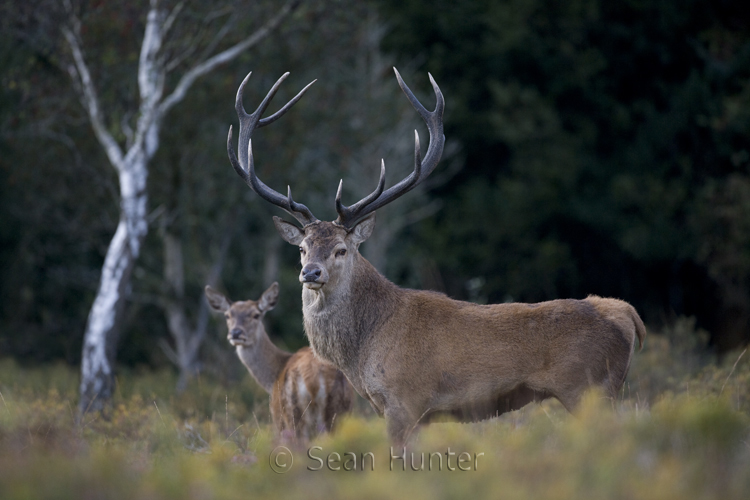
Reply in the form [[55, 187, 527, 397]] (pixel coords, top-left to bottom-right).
[[205, 283, 279, 347]]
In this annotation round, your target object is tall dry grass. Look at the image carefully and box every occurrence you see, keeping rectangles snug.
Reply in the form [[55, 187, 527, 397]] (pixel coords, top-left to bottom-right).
[[0, 318, 748, 499]]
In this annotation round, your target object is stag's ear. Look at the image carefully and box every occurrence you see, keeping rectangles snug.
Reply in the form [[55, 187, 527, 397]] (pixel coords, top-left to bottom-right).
[[348, 213, 376, 246], [273, 216, 305, 245], [205, 285, 231, 312], [258, 282, 279, 312]]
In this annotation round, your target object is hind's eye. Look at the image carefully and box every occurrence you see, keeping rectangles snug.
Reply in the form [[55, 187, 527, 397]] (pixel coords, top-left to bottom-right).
[[299, 247, 305, 255], [253, 313, 260, 319], [335, 249, 346, 257]]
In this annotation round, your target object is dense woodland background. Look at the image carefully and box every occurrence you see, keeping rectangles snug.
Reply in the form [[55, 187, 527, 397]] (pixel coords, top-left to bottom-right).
[[1, 0, 749, 381]]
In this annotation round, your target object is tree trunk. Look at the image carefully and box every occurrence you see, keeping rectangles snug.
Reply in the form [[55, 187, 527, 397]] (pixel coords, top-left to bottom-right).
[[68, 0, 302, 412], [158, 217, 233, 393], [161, 229, 201, 393], [263, 233, 281, 286], [79, 161, 148, 414]]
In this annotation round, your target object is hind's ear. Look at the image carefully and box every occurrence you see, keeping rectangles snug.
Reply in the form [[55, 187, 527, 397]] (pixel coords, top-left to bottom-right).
[[273, 216, 305, 245], [205, 285, 231, 313], [258, 282, 279, 312]]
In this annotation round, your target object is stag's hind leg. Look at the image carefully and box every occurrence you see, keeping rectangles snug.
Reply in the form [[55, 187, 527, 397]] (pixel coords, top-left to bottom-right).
[[384, 401, 424, 447], [553, 389, 585, 413], [548, 369, 594, 413], [600, 356, 632, 402], [552, 364, 626, 412]]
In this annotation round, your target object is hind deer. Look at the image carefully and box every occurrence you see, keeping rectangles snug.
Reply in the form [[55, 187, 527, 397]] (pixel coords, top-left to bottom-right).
[[225, 70, 646, 445], [205, 283, 353, 443]]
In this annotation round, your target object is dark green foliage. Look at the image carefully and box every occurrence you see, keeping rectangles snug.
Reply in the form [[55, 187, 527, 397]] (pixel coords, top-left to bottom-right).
[[378, 0, 750, 349], [1, 0, 750, 371], [0, 10, 115, 363]]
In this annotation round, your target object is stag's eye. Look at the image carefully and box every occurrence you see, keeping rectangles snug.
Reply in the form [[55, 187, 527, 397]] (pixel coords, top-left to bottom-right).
[[299, 247, 305, 255], [335, 249, 347, 257], [253, 313, 260, 319]]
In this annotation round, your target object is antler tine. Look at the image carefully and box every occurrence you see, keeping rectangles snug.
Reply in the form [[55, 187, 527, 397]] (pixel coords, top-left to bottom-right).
[[247, 139, 318, 225], [334, 161, 386, 226], [235, 72, 290, 172], [234, 71, 254, 119], [259, 79, 317, 128], [334, 68, 444, 228], [227, 72, 318, 226], [286, 185, 314, 221], [227, 125, 249, 183]]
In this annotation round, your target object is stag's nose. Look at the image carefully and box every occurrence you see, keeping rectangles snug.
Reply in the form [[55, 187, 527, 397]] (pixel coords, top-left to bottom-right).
[[230, 328, 243, 339], [301, 265, 322, 282]]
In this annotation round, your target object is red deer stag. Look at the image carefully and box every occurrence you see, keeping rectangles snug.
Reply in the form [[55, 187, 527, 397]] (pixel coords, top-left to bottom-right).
[[205, 283, 353, 442], [225, 70, 646, 445]]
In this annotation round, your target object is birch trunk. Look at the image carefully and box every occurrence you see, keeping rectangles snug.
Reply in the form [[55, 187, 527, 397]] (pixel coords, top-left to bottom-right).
[[66, 0, 301, 414], [80, 159, 150, 412]]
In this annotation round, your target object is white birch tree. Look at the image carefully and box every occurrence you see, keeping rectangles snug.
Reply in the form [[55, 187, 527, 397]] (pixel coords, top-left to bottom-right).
[[62, 0, 303, 414]]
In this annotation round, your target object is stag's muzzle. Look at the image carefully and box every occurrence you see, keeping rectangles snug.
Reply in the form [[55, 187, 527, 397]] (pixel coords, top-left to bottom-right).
[[300, 265, 326, 290]]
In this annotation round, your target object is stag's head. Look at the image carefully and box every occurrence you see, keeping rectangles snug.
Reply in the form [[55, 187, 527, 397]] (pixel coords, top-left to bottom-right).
[[226, 69, 444, 293], [273, 216, 376, 291], [205, 283, 279, 347]]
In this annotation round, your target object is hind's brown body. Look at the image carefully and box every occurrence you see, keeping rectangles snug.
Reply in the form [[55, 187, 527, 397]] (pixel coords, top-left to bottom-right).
[[271, 347, 353, 440], [206, 284, 353, 443]]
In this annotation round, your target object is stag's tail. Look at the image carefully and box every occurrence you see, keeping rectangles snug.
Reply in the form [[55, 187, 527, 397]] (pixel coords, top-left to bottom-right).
[[629, 306, 647, 351]]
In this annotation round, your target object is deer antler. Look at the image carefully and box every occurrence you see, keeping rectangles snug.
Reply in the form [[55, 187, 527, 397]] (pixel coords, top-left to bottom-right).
[[227, 72, 319, 226], [334, 68, 445, 229]]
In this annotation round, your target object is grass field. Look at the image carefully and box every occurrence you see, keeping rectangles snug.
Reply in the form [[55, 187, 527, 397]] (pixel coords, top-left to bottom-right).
[[1, 318, 748, 499]]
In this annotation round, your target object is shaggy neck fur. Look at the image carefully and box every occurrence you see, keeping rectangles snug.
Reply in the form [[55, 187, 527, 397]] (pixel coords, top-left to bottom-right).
[[302, 253, 400, 383], [235, 328, 292, 393]]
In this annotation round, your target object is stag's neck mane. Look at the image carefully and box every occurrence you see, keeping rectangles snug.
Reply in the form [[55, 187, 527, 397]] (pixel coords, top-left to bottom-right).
[[302, 253, 400, 379], [235, 327, 292, 393]]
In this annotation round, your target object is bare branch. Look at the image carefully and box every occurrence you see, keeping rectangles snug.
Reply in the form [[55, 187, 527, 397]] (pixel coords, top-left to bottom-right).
[[204, 6, 235, 23], [166, 4, 228, 73], [130, 1, 168, 157], [161, 0, 185, 39], [61, 16, 124, 171], [121, 111, 134, 148], [400, 199, 443, 229], [158, 0, 302, 115], [195, 13, 235, 66], [158, 338, 180, 365], [190, 211, 235, 354], [165, 41, 200, 73]]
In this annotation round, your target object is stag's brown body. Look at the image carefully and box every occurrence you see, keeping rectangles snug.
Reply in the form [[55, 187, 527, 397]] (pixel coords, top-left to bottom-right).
[[284, 220, 646, 443], [224, 69, 647, 444], [205, 284, 353, 442]]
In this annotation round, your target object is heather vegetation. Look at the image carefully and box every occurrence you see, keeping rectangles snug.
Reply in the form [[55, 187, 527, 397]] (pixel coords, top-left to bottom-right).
[[0, 321, 748, 499]]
